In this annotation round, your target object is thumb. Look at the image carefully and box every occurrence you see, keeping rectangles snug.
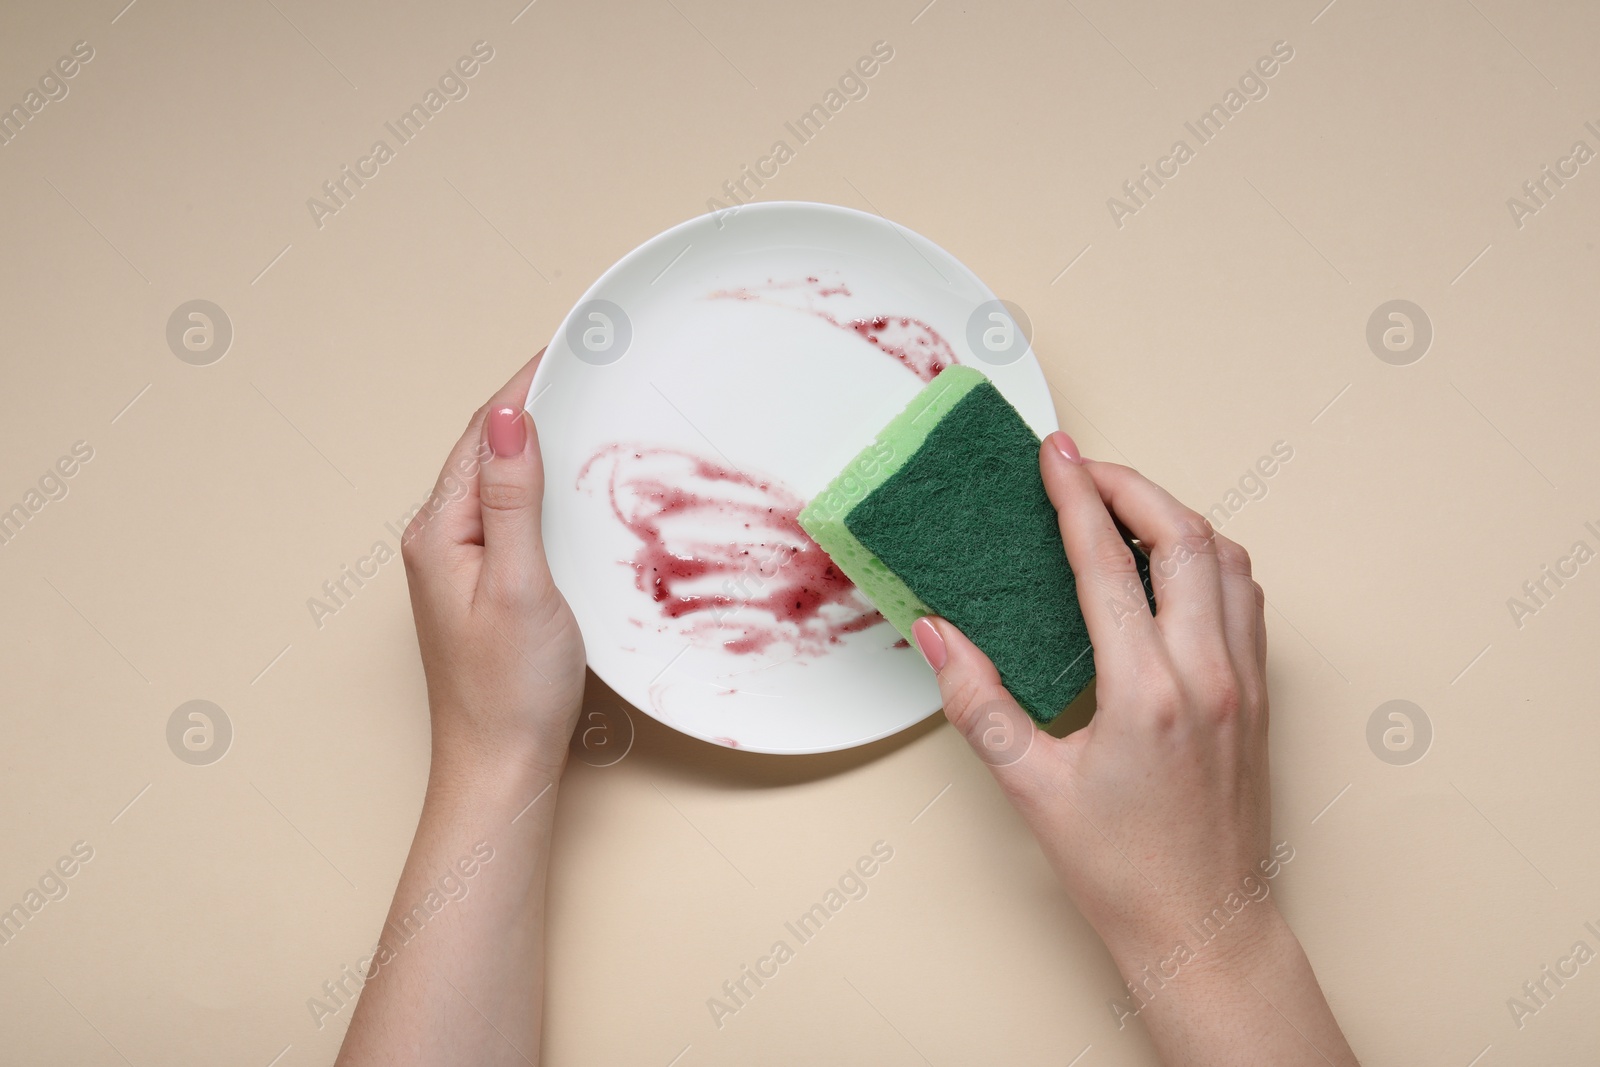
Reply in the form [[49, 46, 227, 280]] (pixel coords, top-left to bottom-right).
[[913, 616, 1040, 775], [477, 405, 549, 601]]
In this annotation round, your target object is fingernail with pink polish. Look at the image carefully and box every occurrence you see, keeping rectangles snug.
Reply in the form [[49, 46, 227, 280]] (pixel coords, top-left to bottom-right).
[[912, 616, 947, 672], [487, 406, 527, 458], [1048, 430, 1083, 464]]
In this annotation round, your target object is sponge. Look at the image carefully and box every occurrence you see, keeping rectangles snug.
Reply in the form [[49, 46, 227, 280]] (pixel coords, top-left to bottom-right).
[[799, 366, 1152, 723]]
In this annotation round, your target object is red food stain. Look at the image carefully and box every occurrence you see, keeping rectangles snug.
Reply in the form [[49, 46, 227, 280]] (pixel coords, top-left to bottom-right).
[[708, 275, 957, 383], [713, 735, 742, 748], [578, 445, 882, 656], [831, 314, 953, 383]]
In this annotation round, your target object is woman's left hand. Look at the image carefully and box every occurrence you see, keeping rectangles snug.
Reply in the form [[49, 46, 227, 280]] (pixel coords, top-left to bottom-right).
[[399, 349, 587, 781]]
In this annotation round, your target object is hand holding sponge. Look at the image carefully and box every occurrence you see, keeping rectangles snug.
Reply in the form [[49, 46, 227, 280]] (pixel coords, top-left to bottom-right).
[[799, 366, 1152, 723]]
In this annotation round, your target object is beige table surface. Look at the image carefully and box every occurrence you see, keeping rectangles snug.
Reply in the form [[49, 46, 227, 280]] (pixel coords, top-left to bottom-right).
[[3, 0, 1599, 1063]]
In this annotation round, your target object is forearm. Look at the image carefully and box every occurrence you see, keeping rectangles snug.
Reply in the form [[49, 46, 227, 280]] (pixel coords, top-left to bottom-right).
[[336, 746, 562, 1066], [1105, 905, 1359, 1066]]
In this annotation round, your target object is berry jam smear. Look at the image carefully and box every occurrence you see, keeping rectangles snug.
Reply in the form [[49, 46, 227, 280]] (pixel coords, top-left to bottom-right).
[[578, 445, 881, 656], [707, 275, 957, 383]]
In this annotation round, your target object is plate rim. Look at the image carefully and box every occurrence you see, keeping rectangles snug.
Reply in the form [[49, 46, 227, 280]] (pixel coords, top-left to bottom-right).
[[530, 199, 1055, 755]]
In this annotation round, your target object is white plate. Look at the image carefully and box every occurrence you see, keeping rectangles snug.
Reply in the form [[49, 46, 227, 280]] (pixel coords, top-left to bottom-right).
[[529, 201, 1057, 754]]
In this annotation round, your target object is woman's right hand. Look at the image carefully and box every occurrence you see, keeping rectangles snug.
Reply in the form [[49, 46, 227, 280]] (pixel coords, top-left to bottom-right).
[[910, 431, 1360, 1066]]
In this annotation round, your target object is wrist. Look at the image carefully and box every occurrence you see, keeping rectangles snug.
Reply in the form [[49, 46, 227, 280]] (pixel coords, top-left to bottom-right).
[[428, 701, 577, 783], [1101, 894, 1290, 989], [428, 722, 569, 804]]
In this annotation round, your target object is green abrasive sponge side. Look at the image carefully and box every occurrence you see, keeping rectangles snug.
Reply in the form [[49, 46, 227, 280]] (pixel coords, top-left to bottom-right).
[[799, 366, 1151, 724]]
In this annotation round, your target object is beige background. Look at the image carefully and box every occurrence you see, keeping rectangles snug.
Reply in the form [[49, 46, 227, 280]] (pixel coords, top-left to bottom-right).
[[2, 0, 1598, 1063]]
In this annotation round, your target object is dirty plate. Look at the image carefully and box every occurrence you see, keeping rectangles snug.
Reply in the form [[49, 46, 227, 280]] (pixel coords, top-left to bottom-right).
[[529, 201, 1057, 754]]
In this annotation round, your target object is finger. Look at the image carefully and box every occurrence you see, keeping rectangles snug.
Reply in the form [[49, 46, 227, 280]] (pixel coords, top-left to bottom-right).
[[400, 350, 546, 577], [489, 347, 546, 421], [1212, 532, 1264, 722], [456, 349, 549, 549], [1038, 434, 1158, 669], [1081, 461, 1228, 670], [1251, 581, 1269, 735], [914, 616, 1048, 786], [1212, 532, 1260, 674], [477, 351, 551, 602], [1253, 580, 1267, 678], [401, 402, 494, 561]]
